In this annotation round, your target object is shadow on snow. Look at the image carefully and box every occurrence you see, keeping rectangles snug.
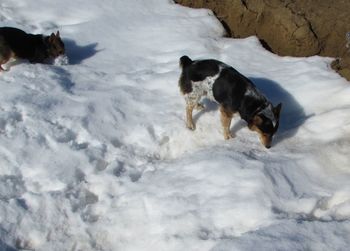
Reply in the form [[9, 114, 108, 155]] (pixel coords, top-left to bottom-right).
[[63, 39, 100, 65], [0, 240, 18, 251], [251, 77, 312, 145]]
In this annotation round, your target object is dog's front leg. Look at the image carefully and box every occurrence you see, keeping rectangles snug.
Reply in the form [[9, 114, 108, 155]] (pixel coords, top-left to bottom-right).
[[220, 106, 234, 139]]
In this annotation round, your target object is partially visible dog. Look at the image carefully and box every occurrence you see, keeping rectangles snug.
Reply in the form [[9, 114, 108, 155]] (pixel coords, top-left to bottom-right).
[[0, 27, 65, 71], [178, 55, 282, 148]]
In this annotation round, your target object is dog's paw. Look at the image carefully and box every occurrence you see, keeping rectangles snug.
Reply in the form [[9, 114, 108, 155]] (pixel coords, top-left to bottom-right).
[[224, 132, 235, 140], [0, 66, 9, 72], [186, 122, 196, 131]]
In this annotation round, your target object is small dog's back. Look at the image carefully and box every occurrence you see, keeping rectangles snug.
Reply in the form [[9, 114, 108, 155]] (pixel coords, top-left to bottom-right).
[[0, 27, 65, 71], [179, 55, 223, 94]]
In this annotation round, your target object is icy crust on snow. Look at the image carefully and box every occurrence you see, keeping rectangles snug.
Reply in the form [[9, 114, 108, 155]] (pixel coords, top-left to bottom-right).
[[1, 0, 350, 250]]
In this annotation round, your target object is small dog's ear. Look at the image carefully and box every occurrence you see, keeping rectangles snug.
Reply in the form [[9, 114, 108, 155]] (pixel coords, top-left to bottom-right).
[[49, 32, 56, 42], [56, 31, 60, 37], [273, 103, 282, 118], [273, 103, 282, 133]]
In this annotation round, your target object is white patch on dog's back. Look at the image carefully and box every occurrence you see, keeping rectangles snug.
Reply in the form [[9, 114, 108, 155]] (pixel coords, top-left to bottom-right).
[[190, 68, 222, 102]]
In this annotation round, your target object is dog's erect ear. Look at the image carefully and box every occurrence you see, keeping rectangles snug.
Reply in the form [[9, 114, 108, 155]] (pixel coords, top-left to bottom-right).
[[49, 32, 56, 42], [273, 103, 282, 133], [273, 103, 282, 119], [56, 31, 60, 37]]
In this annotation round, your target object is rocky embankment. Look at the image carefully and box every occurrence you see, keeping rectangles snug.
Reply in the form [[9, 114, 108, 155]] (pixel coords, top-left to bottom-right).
[[176, 0, 350, 81]]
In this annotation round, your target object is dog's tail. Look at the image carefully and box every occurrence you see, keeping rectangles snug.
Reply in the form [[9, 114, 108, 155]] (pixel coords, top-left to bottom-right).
[[179, 55, 193, 69]]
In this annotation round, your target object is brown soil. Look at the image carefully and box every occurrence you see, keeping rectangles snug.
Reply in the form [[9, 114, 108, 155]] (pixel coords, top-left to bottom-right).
[[175, 0, 350, 81]]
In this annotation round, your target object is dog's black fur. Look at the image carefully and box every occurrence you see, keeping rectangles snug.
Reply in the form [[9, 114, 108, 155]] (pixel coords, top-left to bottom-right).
[[0, 27, 65, 71], [179, 55, 282, 148]]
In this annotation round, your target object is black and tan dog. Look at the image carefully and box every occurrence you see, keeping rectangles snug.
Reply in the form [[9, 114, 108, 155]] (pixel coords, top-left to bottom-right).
[[179, 55, 282, 148], [0, 27, 65, 71]]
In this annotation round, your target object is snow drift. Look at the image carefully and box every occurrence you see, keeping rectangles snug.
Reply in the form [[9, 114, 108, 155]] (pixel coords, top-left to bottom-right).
[[0, 0, 350, 250]]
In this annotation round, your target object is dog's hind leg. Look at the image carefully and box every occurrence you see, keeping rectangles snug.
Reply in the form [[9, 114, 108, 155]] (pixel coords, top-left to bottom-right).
[[0, 60, 10, 72], [0, 49, 13, 72], [0, 56, 6, 71], [184, 94, 199, 130], [186, 103, 196, 130], [0, 59, 10, 71], [220, 105, 235, 140]]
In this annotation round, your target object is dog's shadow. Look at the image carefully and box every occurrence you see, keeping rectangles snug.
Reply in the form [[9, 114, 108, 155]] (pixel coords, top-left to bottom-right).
[[251, 77, 312, 144], [193, 78, 311, 145], [63, 39, 101, 65], [193, 99, 218, 123], [0, 239, 18, 251]]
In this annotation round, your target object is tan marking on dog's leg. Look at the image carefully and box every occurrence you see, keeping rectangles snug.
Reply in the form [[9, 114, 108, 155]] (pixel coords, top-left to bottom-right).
[[186, 103, 195, 130], [220, 106, 234, 140]]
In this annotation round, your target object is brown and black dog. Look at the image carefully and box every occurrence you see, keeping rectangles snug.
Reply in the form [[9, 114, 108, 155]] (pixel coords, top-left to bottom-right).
[[0, 27, 65, 71], [179, 55, 282, 148]]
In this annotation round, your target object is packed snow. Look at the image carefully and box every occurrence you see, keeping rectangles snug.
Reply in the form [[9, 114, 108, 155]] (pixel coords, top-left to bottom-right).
[[1, 0, 350, 250]]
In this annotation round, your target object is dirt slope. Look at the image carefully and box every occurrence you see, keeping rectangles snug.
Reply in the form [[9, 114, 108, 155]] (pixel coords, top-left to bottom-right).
[[176, 0, 350, 80]]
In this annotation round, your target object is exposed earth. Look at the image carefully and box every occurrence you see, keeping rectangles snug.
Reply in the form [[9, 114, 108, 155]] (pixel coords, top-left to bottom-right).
[[176, 0, 350, 81]]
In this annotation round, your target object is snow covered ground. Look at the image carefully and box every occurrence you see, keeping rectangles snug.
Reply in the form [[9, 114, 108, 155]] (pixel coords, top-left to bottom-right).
[[1, 0, 350, 250]]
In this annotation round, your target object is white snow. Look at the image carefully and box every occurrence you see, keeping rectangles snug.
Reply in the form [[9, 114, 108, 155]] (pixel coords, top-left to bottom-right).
[[1, 0, 350, 250]]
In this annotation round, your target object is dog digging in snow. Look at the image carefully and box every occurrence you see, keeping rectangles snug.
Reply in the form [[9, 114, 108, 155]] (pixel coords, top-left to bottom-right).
[[0, 27, 65, 71], [178, 55, 282, 148]]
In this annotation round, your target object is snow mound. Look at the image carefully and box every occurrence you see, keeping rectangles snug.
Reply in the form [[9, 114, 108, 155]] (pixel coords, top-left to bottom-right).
[[0, 0, 350, 250]]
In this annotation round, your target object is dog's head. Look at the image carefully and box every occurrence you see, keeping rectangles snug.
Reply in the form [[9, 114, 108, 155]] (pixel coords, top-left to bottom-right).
[[46, 31, 65, 58], [248, 103, 282, 148]]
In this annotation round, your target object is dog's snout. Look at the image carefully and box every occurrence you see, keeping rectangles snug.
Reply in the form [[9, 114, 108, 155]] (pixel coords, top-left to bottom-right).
[[259, 134, 272, 149]]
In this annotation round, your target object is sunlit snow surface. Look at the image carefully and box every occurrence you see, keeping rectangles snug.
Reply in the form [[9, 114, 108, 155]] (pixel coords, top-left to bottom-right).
[[0, 0, 350, 250]]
